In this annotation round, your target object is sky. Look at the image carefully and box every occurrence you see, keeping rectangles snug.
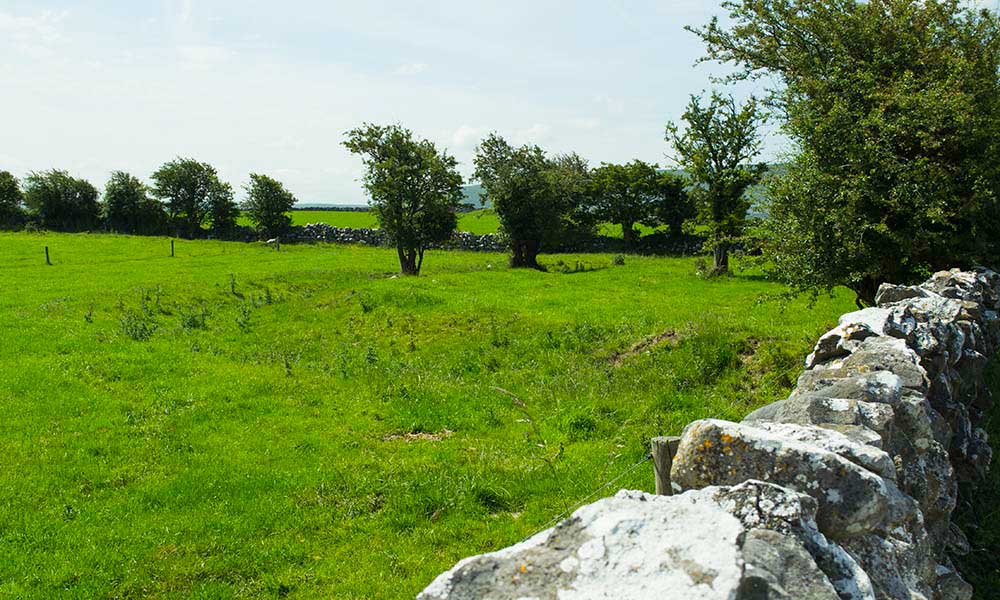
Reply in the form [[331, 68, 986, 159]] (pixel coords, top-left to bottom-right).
[[2, 0, 777, 205]]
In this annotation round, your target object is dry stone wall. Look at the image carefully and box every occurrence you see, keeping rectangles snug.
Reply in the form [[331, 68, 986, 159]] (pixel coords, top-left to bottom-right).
[[419, 268, 999, 600]]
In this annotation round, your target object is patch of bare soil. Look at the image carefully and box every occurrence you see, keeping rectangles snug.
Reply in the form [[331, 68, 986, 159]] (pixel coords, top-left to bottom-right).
[[381, 429, 454, 442], [609, 330, 679, 367]]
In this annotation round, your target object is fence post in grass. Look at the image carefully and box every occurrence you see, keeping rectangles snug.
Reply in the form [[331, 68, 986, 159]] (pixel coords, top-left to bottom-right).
[[651, 435, 682, 495], [171, 239, 175, 257], [45, 246, 51, 266], [276, 237, 280, 252]]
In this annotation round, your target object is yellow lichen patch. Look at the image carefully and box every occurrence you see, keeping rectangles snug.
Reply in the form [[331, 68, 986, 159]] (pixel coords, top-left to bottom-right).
[[720, 433, 734, 444]]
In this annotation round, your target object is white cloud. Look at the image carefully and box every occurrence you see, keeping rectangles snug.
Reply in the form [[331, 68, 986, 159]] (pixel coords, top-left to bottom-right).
[[179, 0, 193, 24], [513, 123, 552, 145], [450, 125, 483, 149], [593, 94, 625, 115], [568, 117, 602, 130], [176, 44, 234, 69], [394, 62, 429, 76], [0, 9, 70, 58]]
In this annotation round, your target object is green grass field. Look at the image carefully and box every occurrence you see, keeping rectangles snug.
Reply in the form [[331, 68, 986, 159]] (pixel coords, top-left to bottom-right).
[[0, 232, 856, 599], [237, 209, 503, 236], [244, 209, 646, 239]]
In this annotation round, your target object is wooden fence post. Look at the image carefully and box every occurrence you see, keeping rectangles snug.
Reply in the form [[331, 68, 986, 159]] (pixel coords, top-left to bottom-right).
[[45, 246, 51, 266], [171, 239, 175, 257], [276, 237, 280, 252], [651, 435, 682, 495]]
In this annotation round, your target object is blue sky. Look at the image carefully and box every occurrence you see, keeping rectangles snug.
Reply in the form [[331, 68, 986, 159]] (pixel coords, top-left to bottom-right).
[[2, 1, 776, 205]]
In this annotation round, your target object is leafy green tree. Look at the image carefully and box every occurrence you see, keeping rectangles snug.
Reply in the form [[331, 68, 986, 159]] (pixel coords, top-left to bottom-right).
[[667, 93, 765, 275], [474, 134, 589, 268], [0, 171, 25, 229], [208, 180, 239, 240], [590, 160, 691, 245], [150, 158, 221, 238], [22, 170, 100, 232], [103, 171, 167, 235], [590, 161, 658, 245], [692, 0, 1000, 303], [243, 173, 297, 239], [343, 123, 463, 275], [653, 172, 694, 239]]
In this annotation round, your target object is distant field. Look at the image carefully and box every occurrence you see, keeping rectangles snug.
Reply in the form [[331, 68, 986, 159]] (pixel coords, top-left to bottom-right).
[[0, 232, 854, 599], [237, 209, 503, 235]]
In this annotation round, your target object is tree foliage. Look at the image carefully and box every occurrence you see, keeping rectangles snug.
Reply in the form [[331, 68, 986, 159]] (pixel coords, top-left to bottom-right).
[[474, 134, 591, 268], [590, 160, 660, 245], [22, 170, 100, 232], [343, 123, 463, 275], [243, 173, 297, 239], [150, 158, 223, 238], [667, 93, 765, 274], [208, 180, 239, 240], [590, 160, 692, 244], [0, 171, 25, 230], [692, 0, 1000, 302], [104, 171, 167, 235]]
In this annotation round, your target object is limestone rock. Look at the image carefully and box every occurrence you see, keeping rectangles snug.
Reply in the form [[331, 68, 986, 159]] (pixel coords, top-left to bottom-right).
[[418, 482, 873, 600], [671, 419, 890, 538]]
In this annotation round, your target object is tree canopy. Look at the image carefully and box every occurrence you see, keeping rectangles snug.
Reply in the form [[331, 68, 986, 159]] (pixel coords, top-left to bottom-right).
[[667, 92, 765, 275], [692, 0, 1000, 302], [474, 134, 591, 268], [343, 123, 464, 275], [150, 158, 224, 238], [104, 171, 167, 235], [0, 171, 24, 230], [23, 170, 100, 232], [243, 173, 297, 239]]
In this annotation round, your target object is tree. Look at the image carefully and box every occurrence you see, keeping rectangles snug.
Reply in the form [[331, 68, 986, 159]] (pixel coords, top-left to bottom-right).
[[208, 180, 239, 240], [343, 123, 463, 275], [243, 173, 297, 239], [667, 93, 765, 275], [0, 171, 25, 229], [104, 171, 167, 235], [591, 160, 687, 245], [22, 170, 100, 232], [590, 161, 656, 245], [691, 0, 1000, 304], [653, 172, 694, 239], [474, 134, 587, 268], [150, 158, 221, 238]]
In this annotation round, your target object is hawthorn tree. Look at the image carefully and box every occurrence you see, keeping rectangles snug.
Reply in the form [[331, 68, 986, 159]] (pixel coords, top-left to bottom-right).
[[150, 158, 222, 238], [22, 170, 100, 232], [692, 0, 1000, 303], [653, 172, 694, 239], [208, 180, 239, 240], [590, 160, 660, 246], [343, 123, 463, 275], [243, 173, 297, 239], [473, 134, 589, 268], [667, 93, 765, 275], [104, 171, 167, 235], [0, 171, 25, 229]]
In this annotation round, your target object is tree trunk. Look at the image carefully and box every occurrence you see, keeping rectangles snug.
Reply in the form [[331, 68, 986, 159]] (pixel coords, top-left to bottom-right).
[[711, 242, 729, 276], [510, 239, 543, 270], [622, 222, 636, 246], [397, 245, 419, 275]]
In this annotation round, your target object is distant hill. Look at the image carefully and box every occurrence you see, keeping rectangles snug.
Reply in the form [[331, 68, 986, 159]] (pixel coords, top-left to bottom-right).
[[462, 184, 489, 209]]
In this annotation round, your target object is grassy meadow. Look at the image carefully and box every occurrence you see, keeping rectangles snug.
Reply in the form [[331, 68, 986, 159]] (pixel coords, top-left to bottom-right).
[[0, 232, 857, 599], [236, 209, 504, 236], [245, 208, 648, 239]]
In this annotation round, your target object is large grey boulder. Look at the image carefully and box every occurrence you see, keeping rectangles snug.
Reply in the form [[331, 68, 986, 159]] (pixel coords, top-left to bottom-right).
[[418, 481, 873, 600]]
